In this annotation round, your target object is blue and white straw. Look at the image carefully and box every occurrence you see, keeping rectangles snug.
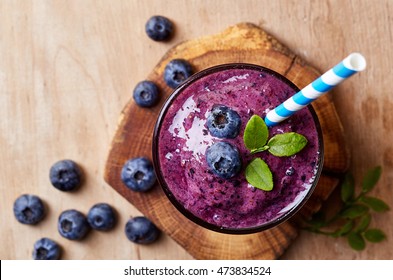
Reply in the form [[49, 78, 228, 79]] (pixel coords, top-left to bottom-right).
[[264, 53, 367, 127]]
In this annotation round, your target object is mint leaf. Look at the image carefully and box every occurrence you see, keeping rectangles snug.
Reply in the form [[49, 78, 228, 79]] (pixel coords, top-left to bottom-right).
[[340, 204, 369, 219], [332, 220, 353, 237], [362, 166, 382, 193], [348, 232, 366, 250], [267, 132, 308, 157], [364, 229, 386, 243], [360, 196, 390, 212], [245, 158, 273, 191], [341, 173, 355, 202], [243, 115, 268, 152], [354, 213, 371, 233]]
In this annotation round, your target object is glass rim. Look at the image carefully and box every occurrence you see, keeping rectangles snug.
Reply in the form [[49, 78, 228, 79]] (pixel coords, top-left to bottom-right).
[[152, 63, 324, 234]]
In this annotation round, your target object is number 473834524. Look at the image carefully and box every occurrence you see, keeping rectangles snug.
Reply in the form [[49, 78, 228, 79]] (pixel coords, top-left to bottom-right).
[[216, 266, 271, 276]]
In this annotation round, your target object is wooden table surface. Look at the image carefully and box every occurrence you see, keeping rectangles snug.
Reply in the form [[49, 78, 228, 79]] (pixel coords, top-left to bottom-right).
[[1, 0, 392, 260]]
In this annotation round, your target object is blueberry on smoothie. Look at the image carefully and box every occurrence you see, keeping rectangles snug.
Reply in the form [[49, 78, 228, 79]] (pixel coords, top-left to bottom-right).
[[133, 81, 160, 107], [13, 194, 45, 225], [49, 159, 82, 192], [164, 59, 193, 89], [121, 157, 156, 192], [207, 105, 241, 139], [87, 203, 117, 231], [206, 142, 242, 179], [32, 238, 61, 260], [125, 216, 160, 244], [145, 15, 173, 41], [58, 209, 89, 240]]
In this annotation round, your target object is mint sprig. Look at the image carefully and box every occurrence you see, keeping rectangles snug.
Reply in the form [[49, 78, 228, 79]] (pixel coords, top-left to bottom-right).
[[303, 166, 389, 251], [243, 115, 308, 191]]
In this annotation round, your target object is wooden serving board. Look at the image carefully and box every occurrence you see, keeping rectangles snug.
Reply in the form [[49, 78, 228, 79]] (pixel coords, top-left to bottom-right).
[[104, 23, 350, 259]]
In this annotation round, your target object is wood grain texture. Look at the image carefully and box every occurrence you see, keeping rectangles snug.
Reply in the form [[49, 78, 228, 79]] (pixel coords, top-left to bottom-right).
[[1, 0, 392, 260], [104, 23, 349, 259]]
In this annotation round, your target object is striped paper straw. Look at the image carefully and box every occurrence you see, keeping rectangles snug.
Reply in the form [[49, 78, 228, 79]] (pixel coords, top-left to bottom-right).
[[264, 53, 366, 127]]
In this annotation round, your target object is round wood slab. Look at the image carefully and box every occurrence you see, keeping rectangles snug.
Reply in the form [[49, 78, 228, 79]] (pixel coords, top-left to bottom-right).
[[104, 23, 350, 259]]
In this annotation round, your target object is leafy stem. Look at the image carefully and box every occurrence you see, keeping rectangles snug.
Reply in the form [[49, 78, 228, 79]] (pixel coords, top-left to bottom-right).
[[250, 146, 269, 154], [303, 166, 389, 251], [243, 115, 308, 191]]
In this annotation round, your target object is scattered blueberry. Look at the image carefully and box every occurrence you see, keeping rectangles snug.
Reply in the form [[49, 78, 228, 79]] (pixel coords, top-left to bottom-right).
[[207, 105, 241, 138], [13, 194, 45, 225], [87, 203, 117, 231], [58, 209, 89, 240], [32, 238, 61, 260], [125, 216, 160, 244], [206, 142, 242, 179], [133, 80, 160, 107], [145, 15, 173, 41], [164, 59, 193, 89], [121, 157, 156, 192], [49, 159, 82, 192]]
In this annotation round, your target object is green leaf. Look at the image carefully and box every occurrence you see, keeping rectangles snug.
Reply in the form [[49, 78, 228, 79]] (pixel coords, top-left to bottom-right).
[[267, 132, 308, 157], [341, 173, 355, 203], [348, 232, 366, 250], [243, 115, 268, 151], [354, 213, 371, 233], [362, 166, 382, 193], [340, 204, 369, 219], [245, 158, 273, 191], [332, 220, 353, 237], [360, 196, 390, 212], [363, 229, 386, 243]]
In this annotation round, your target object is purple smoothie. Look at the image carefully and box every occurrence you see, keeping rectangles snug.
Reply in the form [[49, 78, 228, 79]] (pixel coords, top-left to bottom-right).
[[154, 64, 322, 232]]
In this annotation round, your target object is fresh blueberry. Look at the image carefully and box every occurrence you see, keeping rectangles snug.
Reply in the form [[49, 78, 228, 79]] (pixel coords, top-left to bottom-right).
[[49, 159, 82, 192], [58, 209, 89, 240], [87, 203, 117, 231], [206, 142, 242, 179], [125, 216, 160, 244], [13, 194, 45, 225], [121, 157, 156, 192], [32, 238, 61, 260], [133, 81, 160, 107], [145, 15, 173, 41], [207, 105, 241, 139], [164, 59, 193, 89]]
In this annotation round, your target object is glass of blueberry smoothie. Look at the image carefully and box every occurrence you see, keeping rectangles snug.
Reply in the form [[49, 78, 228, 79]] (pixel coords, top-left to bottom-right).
[[153, 63, 323, 234]]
